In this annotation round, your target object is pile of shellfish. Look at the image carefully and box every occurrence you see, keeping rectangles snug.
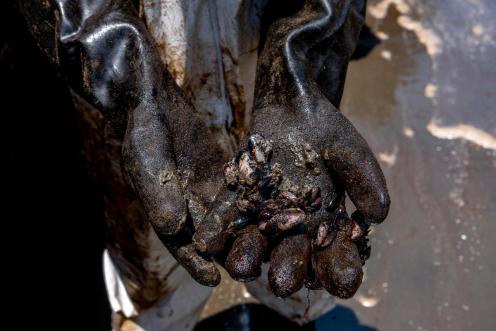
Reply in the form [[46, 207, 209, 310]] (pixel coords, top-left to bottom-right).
[[223, 134, 372, 299]]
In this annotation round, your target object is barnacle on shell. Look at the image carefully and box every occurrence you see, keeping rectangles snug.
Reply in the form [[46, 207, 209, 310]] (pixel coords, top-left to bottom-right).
[[248, 133, 273, 163], [224, 158, 239, 189]]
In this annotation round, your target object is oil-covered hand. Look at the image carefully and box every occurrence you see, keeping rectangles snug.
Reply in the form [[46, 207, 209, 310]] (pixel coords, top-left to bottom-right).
[[194, 0, 390, 298], [195, 105, 389, 297], [17, 0, 230, 286]]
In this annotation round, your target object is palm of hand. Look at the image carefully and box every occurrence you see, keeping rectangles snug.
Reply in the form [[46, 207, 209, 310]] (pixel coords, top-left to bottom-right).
[[194, 96, 389, 298]]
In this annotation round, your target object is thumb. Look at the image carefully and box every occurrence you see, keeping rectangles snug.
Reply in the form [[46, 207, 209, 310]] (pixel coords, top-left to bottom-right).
[[324, 112, 390, 223], [123, 102, 188, 235]]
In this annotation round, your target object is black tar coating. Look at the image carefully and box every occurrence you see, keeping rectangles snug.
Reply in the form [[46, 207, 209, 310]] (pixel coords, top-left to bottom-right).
[[253, 0, 390, 224], [199, 0, 387, 296], [196, 0, 388, 298], [225, 225, 268, 282], [193, 190, 240, 256], [16, 0, 229, 286], [17, 0, 390, 294], [269, 233, 311, 298], [312, 226, 363, 299]]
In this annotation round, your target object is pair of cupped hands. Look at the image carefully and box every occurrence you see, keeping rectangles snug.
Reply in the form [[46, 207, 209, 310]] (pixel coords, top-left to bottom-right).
[[123, 77, 390, 299], [48, 0, 388, 300]]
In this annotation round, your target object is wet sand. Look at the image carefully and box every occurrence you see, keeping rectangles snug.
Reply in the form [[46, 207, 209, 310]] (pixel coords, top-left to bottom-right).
[[327, 1, 496, 330]]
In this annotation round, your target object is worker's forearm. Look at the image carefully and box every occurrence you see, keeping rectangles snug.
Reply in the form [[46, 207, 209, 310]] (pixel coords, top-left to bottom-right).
[[255, 0, 366, 110]]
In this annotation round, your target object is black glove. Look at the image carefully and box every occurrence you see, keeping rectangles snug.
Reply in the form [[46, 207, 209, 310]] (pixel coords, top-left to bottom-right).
[[17, 0, 233, 286], [193, 0, 390, 298]]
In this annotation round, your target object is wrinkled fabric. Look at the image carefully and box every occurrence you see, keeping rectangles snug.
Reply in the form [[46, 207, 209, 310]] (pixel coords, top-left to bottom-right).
[[143, 0, 266, 152]]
